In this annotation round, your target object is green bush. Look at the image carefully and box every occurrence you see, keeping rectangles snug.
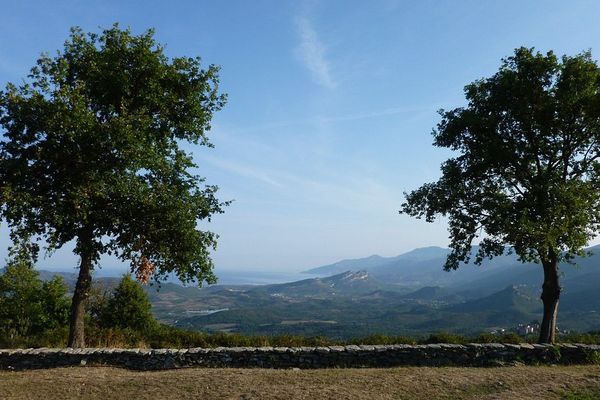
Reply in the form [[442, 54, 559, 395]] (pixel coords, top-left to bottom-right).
[[350, 334, 416, 345], [559, 332, 600, 345], [474, 332, 523, 344], [5, 325, 600, 349], [563, 391, 600, 400], [584, 350, 600, 365], [422, 332, 467, 344], [0, 262, 70, 346], [97, 275, 157, 331]]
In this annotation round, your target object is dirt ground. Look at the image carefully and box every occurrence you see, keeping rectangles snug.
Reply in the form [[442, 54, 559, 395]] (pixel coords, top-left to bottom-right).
[[0, 365, 599, 400]]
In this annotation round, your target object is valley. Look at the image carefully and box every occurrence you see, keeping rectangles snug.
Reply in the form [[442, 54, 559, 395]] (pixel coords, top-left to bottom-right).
[[35, 245, 600, 339], [143, 246, 600, 339]]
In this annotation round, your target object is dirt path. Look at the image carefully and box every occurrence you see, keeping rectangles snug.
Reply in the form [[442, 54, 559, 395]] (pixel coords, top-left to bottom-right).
[[1, 365, 599, 399]]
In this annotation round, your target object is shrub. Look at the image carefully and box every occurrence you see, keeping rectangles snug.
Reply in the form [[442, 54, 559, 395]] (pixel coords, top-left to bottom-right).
[[559, 332, 600, 345], [422, 332, 467, 344], [350, 334, 416, 346], [0, 261, 70, 346], [97, 275, 158, 331], [474, 332, 523, 344]]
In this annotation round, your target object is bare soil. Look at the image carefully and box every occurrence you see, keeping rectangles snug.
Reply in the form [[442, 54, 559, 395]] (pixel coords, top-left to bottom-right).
[[0, 365, 599, 400]]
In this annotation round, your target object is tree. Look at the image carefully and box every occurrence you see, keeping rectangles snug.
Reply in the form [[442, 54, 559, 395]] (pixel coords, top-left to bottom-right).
[[0, 259, 70, 340], [0, 25, 227, 347], [0, 261, 44, 339], [40, 276, 71, 332], [401, 48, 600, 343], [100, 274, 156, 331]]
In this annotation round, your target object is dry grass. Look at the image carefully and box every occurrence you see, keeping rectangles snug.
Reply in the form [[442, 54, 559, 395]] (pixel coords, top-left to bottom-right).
[[0, 365, 599, 399]]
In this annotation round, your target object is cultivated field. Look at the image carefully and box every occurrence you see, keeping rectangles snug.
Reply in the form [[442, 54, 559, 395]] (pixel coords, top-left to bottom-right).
[[0, 365, 599, 399]]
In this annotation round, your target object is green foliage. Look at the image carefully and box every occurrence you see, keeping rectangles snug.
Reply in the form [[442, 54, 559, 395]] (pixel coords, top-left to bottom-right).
[[473, 332, 523, 344], [0, 262, 43, 338], [77, 325, 343, 349], [0, 23, 228, 284], [550, 344, 562, 361], [0, 262, 70, 345], [39, 276, 71, 331], [98, 275, 157, 331], [558, 331, 600, 344], [423, 332, 468, 344], [579, 349, 600, 365], [8, 320, 600, 349], [563, 391, 600, 400], [349, 334, 416, 345], [401, 47, 600, 268], [0, 23, 228, 346]]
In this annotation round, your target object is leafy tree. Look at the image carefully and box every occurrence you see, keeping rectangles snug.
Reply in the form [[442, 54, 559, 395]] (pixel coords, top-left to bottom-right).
[[0, 262, 43, 338], [401, 48, 600, 343], [0, 25, 227, 347], [100, 274, 156, 331], [40, 276, 71, 331], [0, 260, 70, 340]]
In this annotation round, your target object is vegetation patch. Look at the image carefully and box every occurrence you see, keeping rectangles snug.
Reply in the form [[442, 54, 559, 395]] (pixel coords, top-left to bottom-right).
[[563, 390, 600, 400], [584, 350, 600, 365]]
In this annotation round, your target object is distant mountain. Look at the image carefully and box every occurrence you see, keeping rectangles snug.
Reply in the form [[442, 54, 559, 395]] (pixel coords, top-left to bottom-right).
[[394, 246, 452, 262], [303, 245, 600, 295], [449, 285, 540, 314], [253, 270, 388, 299], [450, 245, 600, 297], [303, 255, 395, 276], [400, 286, 463, 303], [374, 248, 523, 287], [1, 267, 83, 290], [37, 270, 80, 287], [303, 247, 450, 276], [560, 287, 600, 313]]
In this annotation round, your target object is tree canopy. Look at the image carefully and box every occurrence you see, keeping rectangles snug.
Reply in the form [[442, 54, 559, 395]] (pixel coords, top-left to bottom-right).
[[0, 24, 228, 347], [401, 47, 600, 343], [100, 274, 156, 331], [0, 259, 70, 343]]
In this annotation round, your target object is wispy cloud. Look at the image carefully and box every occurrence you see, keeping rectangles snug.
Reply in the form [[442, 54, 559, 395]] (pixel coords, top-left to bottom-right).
[[201, 153, 400, 216], [220, 103, 442, 135], [199, 154, 284, 188], [295, 16, 336, 89]]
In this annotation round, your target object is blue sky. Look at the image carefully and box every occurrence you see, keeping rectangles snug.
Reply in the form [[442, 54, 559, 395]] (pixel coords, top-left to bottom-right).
[[2, 0, 600, 273]]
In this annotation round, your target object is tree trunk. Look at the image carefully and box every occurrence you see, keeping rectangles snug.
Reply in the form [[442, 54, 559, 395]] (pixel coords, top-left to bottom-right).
[[538, 253, 561, 344], [67, 251, 93, 348]]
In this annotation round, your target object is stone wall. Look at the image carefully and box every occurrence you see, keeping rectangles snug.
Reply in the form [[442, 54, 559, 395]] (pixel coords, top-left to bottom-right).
[[1, 343, 599, 370]]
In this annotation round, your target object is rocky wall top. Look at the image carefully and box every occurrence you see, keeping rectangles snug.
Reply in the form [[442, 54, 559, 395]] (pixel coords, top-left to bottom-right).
[[1, 343, 599, 370]]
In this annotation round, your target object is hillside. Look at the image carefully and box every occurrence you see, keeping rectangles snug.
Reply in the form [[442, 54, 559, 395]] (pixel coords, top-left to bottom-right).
[[400, 286, 463, 303], [303, 247, 450, 276], [304, 246, 527, 289], [449, 285, 539, 314], [164, 248, 600, 337], [304, 245, 600, 295], [9, 244, 599, 338], [252, 270, 392, 298]]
